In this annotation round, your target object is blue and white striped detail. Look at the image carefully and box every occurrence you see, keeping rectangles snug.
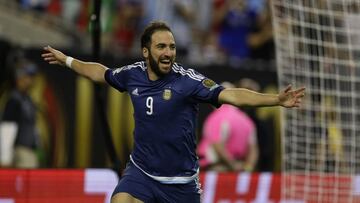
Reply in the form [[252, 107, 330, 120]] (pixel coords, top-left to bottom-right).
[[172, 63, 204, 82], [112, 61, 146, 75], [130, 155, 199, 184]]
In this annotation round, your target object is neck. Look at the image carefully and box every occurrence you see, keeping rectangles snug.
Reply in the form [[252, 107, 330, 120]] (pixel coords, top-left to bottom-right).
[[147, 69, 159, 81]]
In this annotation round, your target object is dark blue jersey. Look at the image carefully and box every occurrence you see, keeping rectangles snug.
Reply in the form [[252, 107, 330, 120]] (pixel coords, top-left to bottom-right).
[[105, 61, 224, 183]]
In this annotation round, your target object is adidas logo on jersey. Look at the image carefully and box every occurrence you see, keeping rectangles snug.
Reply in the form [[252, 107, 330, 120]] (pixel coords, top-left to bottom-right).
[[132, 88, 139, 96]]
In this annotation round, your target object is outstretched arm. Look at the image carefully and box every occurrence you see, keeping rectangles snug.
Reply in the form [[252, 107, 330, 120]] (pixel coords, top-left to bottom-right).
[[218, 85, 305, 108], [41, 46, 108, 83]]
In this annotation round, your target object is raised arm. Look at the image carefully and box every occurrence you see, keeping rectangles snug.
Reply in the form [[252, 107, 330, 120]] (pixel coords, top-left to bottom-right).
[[41, 46, 108, 83], [218, 85, 305, 108]]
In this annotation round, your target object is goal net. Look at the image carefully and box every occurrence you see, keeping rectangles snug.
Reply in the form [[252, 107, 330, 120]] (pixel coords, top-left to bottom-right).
[[271, 0, 360, 202]]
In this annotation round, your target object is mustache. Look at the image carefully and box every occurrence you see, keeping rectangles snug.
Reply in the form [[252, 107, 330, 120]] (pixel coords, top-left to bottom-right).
[[159, 56, 173, 60]]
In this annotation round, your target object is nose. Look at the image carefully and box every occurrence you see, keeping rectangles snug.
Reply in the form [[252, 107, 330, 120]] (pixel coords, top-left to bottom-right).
[[164, 48, 171, 56], [164, 47, 174, 57]]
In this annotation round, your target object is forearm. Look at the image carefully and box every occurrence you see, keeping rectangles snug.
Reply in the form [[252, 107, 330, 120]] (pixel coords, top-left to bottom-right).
[[42, 46, 108, 83], [68, 58, 108, 83], [219, 88, 279, 107]]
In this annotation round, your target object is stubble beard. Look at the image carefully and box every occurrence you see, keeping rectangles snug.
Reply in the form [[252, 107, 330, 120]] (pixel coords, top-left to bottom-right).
[[148, 51, 173, 78]]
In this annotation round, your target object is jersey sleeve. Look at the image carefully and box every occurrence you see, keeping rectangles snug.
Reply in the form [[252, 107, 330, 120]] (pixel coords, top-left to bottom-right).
[[191, 78, 224, 107], [104, 66, 128, 92]]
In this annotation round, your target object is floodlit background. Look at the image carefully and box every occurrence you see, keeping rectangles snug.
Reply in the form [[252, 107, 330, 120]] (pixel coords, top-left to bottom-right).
[[1, 0, 360, 202]]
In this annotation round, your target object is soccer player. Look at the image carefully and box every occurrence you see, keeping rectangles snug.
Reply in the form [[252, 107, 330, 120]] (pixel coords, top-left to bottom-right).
[[42, 21, 305, 203]]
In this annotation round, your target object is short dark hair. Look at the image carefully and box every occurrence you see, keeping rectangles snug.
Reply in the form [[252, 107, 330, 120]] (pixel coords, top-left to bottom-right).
[[141, 21, 172, 49]]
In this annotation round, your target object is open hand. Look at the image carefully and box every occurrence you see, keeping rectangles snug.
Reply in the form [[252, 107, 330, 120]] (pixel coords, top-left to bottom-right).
[[41, 46, 66, 66], [278, 85, 306, 108]]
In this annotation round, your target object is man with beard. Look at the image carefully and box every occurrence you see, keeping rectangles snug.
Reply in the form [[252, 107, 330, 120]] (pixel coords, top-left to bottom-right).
[[42, 21, 305, 203]]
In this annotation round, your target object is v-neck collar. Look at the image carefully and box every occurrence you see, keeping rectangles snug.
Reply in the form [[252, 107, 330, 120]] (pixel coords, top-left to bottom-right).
[[143, 62, 176, 84]]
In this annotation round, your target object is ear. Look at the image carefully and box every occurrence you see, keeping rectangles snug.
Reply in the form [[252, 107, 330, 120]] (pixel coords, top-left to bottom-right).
[[142, 47, 149, 58]]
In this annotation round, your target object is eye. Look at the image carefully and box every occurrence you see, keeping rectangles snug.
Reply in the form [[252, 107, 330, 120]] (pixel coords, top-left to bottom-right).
[[156, 44, 166, 49]]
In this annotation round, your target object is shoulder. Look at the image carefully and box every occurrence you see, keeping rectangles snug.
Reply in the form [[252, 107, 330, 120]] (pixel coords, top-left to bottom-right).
[[110, 61, 146, 76], [172, 63, 205, 82]]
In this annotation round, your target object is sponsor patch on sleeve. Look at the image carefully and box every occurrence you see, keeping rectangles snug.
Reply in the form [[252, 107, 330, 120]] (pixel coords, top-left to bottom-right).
[[202, 79, 219, 91]]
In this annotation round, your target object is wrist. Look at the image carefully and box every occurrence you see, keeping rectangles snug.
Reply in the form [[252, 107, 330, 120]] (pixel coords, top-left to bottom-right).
[[65, 56, 74, 69], [277, 94, 281, 105]]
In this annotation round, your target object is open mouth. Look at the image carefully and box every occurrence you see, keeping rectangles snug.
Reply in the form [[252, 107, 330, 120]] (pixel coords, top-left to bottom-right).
[[159, 59, 171, 65]]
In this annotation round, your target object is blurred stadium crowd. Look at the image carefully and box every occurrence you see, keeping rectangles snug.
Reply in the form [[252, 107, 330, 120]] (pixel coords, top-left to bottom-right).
[[0, 0, 282, 172], [2, 0, 274, 64]]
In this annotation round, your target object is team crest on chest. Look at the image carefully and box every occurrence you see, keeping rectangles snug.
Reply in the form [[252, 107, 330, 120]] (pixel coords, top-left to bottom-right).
[[162, 89, 172, 100]]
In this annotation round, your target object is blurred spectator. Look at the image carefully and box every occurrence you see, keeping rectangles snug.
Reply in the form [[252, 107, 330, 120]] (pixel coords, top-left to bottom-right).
[[188, 0, 227, 65], [141, 0, 196, 57], [317, 97, 346, 173], [1, 58, 40, 168], [107, 0, 143, 57], [61, 0, 82, 25], [18, 0, 50, 12], [197, 82, 258, 172], [249, 0, 275, 60], [76, 0, 91, 32], [213, 0, 271, 66]]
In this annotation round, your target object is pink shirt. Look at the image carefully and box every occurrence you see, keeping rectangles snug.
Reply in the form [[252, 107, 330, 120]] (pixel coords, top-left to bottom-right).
[[197, 105, 256, 167]]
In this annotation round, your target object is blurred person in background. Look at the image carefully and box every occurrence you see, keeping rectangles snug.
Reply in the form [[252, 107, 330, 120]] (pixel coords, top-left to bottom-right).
[[42, 21, 305, 203], [188, 0, 227, 65], [248, 0, 275, 60], [141, 0, 196, 57], [213, 0, 271, 66], [197, 82, 258, 172], [109, 0, 143, 57], [61, 0, 82, 25], [18, 0, 50, 12], [1, 58, 40, 168]]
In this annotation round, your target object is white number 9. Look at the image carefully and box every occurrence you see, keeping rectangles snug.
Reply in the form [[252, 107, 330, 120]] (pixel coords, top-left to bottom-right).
[[146, 97, 153, 115]]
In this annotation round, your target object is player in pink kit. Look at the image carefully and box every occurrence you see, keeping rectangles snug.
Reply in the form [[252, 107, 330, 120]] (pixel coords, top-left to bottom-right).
[[198, 86, 258, 172]]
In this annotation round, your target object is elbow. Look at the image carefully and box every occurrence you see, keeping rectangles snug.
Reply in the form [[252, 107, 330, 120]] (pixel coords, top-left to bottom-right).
[[88, 68, 106, 83], [83, 63, 107, 83], [90, 75, 105, 83]]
